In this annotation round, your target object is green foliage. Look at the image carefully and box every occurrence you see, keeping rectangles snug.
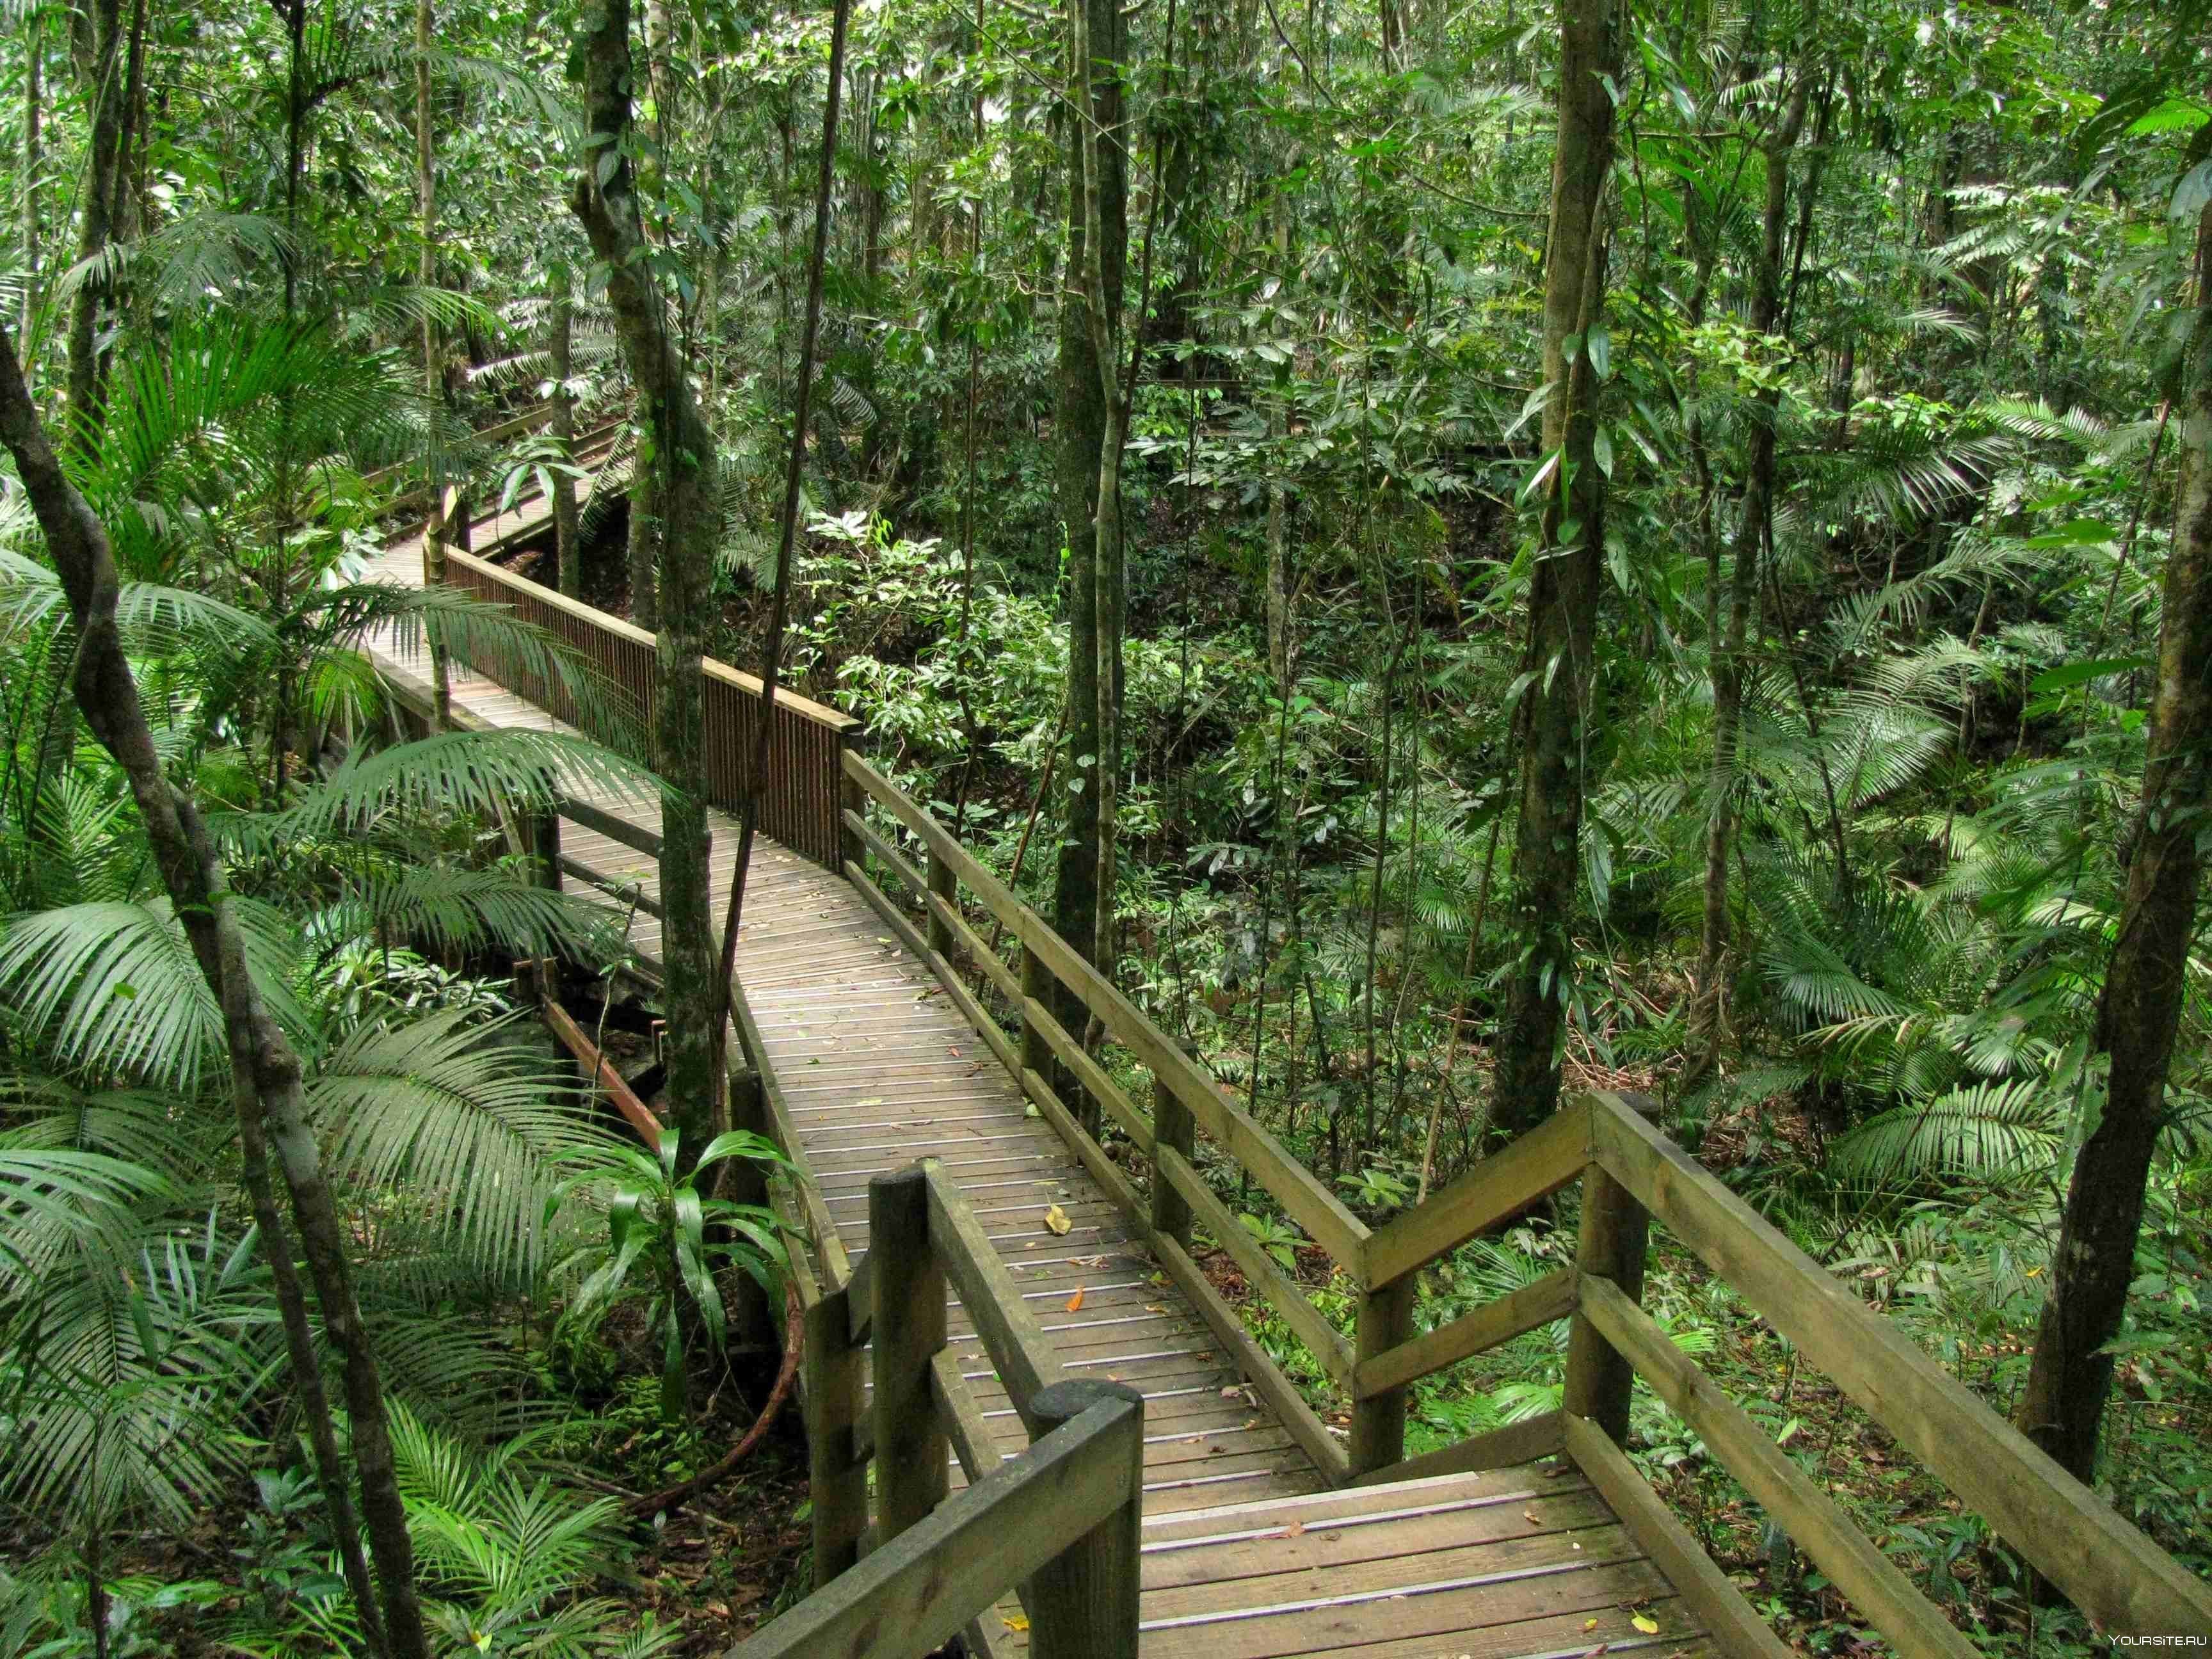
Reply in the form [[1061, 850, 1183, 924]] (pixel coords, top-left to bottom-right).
[[552, 1129, 792, 1423]]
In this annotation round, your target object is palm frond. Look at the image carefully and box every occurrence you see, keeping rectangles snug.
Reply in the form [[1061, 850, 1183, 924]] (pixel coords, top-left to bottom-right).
[[1831, 1079, 2062, 1187], [0, 897, 302, 1089], [313, 1009, 620, 1283]]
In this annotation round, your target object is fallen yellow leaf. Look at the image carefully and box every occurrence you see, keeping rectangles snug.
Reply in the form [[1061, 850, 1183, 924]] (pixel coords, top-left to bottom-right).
[[1583, 1621, 1599, 1633], [1631, 1614, 1660, 1635], [1065, 1286, 1086, 1312], [1002, 1613, 1030, 1633], [1043, 1204, 1073, 1235]]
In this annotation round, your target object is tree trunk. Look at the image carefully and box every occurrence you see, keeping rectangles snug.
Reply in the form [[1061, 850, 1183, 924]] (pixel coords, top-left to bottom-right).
[[237, 1110, 389, 1658], [1073, 0, 1127, 995], [1050, 0, 1127, 1006], [0, 324, 434, 1659], [416, 0, 451, 726], [549, 274, 582, 598], [63, 0, 124, 442], [1489, 0, 1619, 1138], [628, 469, 660, 629], [571, 0, 724, 1182], [19, 15, 38, 345], [2014, 198, 2212, 1489], [1692, 51, 1813, 1081]]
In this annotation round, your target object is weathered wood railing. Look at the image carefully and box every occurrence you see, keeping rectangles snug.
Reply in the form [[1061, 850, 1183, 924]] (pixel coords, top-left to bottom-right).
[[431, 543, 859, 870], [735, 1158, 1145, 1659], [838, 756, 2212, 1650], [840, 749, 1368, 1484]]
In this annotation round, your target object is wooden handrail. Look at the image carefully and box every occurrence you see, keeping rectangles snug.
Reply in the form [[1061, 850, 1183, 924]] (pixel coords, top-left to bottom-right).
[[730, 1387, 1144, 1659], [443, 545, 858, 733], [1353, 1266, 1576, 1398], [839, 755, 1374, 1470], [1578, 1274, 1980, 1659], [783, 1159, 1144, 1659], [1361, 1101, 1590, 1289], [831, 752, 2212, 1641], [923, 1160, 1066, 1431], [842, 750, 1369, 1265], [1584, 1091, 2212, 1639]]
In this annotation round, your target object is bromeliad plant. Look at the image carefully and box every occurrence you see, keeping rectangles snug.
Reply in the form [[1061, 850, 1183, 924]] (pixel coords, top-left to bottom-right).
[[552, 1129, 793, 1422]]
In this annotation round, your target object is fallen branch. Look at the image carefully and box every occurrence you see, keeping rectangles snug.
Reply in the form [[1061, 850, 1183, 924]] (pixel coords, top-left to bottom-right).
[[623, 1281, 805, 1520]]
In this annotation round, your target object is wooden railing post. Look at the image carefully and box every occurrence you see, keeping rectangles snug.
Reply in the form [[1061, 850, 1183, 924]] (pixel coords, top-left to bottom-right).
[[1022, 1379, 1144, 1659], [869, 1166, 947, 1541], [1020, 945, 1054, 1079], [805, 1282, 868, 1589], [1563, 1091, 1656, 1444], [532, 808, 562, 890], [839, 751, 865, 874], [1349, 1274, 1416, 1476], [926, 849, 957, 956], [1150, 1080, 1193, 1251], [724, 1065, 776, 1350]]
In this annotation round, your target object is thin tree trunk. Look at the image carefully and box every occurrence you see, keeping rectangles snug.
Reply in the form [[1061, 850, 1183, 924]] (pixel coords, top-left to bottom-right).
[[715, 0, 852, 1054], [1074, 0, 1126, 993], [2015, 198, 2212, 1490], [571, 0, 723, 1187], [1265, 366, 1290, 682], [1490, 0, 1620, 1137], [627, 470, 660, 629], [1693, 49, 1813, 1084], [1050, 0, 1126, 1009], [237, 1112, 389, 1658], [416, 0, 451, 726], [19, 15, 37, 345], [0, 323, 433, 1659], [63, 0, 124, 444], [549, 273, 582, 598]]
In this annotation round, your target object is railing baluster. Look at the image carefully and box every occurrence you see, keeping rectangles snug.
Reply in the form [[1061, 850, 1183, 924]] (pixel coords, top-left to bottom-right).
[[1020, 945, 1054, 1080], [805, 1281, 868, 1588], [1562, 1091, 1656, 1444], [1349, 1276, 1416, 1476], [1022, 1380, 1144, 1659], [870, 1166, 947, 1542], [926, 849, 958, 957], [1151, 1072, 1193, 1251]]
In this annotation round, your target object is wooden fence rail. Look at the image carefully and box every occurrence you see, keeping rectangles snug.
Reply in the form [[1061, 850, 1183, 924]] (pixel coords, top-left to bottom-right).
[[433, 543, 858, 869], [768, 1157, 1144, 1659], [833, 756, 2212, 1648]]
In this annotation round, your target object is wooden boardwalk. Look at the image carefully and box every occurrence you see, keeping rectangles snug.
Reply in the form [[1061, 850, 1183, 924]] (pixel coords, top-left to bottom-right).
[[360, 486, 1717, 1658]]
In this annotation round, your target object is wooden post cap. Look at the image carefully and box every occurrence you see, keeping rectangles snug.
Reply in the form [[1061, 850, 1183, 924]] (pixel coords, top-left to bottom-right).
[[1028, 1377, 1144, 1432]]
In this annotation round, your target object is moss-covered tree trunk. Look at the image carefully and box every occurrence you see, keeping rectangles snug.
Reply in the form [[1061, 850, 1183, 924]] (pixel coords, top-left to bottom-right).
[[1051, 0, 1126, 1025], [0, 326, 432, 1659], [549, 272, 583, 598], [572, 0, 724, 1175], [1490, 0, 1619, 1138], [2015, 196, 2212, 1489]]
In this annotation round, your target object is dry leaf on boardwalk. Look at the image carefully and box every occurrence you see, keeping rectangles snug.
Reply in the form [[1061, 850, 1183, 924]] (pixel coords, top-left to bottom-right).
[[1043, 1204, 1072, 1235], [1270, 1519, 1306, 1540], [1064, 1286, 1086, 1312]]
